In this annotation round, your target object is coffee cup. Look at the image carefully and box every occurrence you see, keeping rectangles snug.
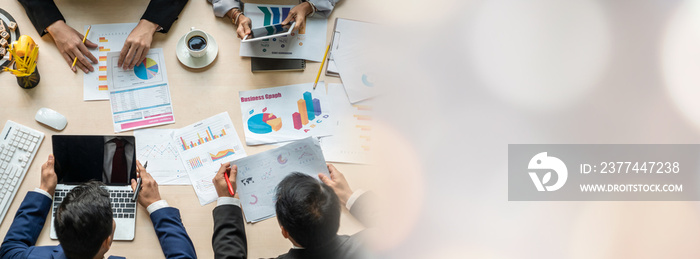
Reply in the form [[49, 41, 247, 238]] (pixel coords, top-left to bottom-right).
[[185, 27, 209, 58]]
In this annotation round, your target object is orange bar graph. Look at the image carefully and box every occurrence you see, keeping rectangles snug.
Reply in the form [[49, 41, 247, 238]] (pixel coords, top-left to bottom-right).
[[359, 135, 371, 141], [99, 66, 107, 71], [354, 105, 373, 111], [356, 125, 372, 131], [98, 75, 107, 81], [98, 85, 108, 91], [353, 115, 372, 121], [99, 56, 107, 61], [99, 37, 108, 42], [297, 99, 309, 125], [99, 46, 110, 52]]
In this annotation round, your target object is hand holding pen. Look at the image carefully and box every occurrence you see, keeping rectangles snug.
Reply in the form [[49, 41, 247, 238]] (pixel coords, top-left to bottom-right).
[[132, 161, 146, 202]]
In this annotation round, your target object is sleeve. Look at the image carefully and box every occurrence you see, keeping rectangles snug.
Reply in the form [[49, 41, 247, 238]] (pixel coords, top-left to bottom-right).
[[308, 0, 341, 17], [207, 0, 241, 18], [212, 205, 247, 259], [16, 0, 65, 36], [0, 192, 53, 258], [140, 0, 189, 33], [149, 207, 197, 259], [348, 191, 378, 227]]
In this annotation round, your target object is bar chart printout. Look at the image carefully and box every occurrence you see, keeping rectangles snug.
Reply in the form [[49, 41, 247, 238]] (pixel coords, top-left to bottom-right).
[[83, 23, 137, 101], [239, 82, 339, 145], [172, 112, 247, 205]]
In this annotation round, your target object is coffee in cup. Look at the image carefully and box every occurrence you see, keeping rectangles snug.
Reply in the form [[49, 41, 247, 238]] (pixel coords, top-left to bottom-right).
[[185, 28, 209, 58]]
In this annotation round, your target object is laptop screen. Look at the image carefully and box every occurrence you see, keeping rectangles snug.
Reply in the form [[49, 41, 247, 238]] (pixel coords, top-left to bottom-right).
[[52, 135, 136, 185]]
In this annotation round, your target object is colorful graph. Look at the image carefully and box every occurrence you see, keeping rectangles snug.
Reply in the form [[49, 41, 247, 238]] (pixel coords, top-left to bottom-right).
[[180, 126, 227, 151], [277, 154, 288, 164], [134, 57, 159, 80], [248, 112, 282, 134], [210, 149, 236, 161], [187, 157, 204, 169], [258, 6, 292, 26], [292, 91, 322, 130], [362, 74, 374, 87]]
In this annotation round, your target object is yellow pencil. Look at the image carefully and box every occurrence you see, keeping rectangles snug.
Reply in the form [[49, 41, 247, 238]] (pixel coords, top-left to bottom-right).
[[313, 44, 331, 90], [71, 25, 91, 69]]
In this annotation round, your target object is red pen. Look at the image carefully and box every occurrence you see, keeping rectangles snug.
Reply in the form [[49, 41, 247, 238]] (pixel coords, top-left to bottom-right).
[[224, 168, 235, 196]]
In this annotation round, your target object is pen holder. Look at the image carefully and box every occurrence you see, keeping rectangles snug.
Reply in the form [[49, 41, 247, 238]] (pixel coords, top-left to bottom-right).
[[16, 66, 40, 89]]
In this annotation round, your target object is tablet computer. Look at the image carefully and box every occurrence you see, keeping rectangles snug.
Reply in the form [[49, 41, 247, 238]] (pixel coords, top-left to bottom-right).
[[241, 22, 295, 43]]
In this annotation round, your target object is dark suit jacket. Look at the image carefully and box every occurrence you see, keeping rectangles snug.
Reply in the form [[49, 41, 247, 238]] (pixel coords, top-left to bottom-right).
[[0, 191, 197, 259], [212, 192, 375, 259], [17, 0, 188, 36]]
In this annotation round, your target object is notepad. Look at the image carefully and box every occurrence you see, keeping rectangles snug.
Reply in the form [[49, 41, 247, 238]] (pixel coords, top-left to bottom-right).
[[251, 57, 305, 72]]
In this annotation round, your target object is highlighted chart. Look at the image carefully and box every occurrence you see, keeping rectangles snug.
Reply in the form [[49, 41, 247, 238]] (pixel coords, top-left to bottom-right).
[[187, 157, 204, 170], [210, 149, 236, 161], [180, 126, 227, 151], [293, 91, 322, 130], [134, 57, 159, 80], [248, 112, 283, 134]]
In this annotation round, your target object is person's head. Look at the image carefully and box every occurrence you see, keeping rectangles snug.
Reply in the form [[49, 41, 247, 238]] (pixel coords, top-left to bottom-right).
[[55, 181, 115, 259], [275, 173, 341, 248]]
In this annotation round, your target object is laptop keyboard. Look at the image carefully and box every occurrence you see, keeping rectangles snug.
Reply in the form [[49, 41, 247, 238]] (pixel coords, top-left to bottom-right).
[[53, 188, 136, 219]]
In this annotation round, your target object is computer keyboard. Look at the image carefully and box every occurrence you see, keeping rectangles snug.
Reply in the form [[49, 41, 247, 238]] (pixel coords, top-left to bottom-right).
[[53, 188, 137, 219], [0, 120, 45, 224]]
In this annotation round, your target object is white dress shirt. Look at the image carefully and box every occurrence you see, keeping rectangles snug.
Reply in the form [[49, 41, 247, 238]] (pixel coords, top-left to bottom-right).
[[102, 137, 135, 183]]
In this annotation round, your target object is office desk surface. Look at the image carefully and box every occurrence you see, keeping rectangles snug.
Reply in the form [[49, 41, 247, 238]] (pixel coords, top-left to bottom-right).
[[0, 0, 384, 257]]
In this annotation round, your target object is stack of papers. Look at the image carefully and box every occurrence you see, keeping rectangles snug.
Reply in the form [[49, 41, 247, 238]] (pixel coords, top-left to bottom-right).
[[233, 137, 330, 222], [135, 112, 248, 205], [325, 18, 376, 103]]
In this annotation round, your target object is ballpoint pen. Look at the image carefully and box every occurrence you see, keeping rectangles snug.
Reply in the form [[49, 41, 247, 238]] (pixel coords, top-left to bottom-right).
[[132, 161, 146, 202]]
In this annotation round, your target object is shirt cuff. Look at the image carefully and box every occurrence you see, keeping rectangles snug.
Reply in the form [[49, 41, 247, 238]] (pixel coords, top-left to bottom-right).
[[211, 0, 241, 17], [146, 200, 170, 214], [216, 197, 241, 207], [346, 189, 366, 210], [32, 188, 52, 199]]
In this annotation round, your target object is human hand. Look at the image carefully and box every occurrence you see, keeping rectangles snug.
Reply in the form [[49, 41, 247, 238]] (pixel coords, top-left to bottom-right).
[[226, 8, 252, 39], [131, 160, 161, 207], [118, 19, 158, 69], [39, 154, 58, 196], [213, 162, 238, 198], [281, 2, 314, 33], [45, 20, 98, 73], [319, 164, 353, 206]]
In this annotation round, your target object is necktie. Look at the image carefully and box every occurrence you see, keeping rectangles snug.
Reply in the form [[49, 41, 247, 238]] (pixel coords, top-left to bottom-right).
[[111, 139, 127, 183]]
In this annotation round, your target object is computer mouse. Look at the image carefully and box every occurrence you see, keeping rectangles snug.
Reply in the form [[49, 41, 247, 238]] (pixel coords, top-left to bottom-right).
[[35, 107, 67, 131]]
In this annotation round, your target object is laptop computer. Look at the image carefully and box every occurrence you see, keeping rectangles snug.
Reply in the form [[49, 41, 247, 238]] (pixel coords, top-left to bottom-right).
[[50, 135, 138, 241]]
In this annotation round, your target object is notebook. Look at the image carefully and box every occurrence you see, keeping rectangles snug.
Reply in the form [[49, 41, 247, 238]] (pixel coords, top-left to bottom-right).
[[251, 57, 305, 72]]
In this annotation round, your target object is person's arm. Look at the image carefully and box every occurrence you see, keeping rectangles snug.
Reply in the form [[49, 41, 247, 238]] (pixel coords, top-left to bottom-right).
[[207, 0, 241, 18], [141, 0, 188, 33], [131, 160, 197, 259], [0, 155, 57, 258], [17, 0, 64, 36], [319, 164, 377, 227], [307, 0, 341, 18], [211, 163, 248, 259]]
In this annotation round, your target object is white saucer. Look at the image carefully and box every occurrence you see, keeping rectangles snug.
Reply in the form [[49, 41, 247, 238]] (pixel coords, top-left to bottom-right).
[[176, 32, 218, 69]]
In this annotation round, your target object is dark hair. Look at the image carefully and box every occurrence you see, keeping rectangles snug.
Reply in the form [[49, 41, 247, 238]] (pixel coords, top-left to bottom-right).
[[275, 173, 340, 248], [54, 181, 113, 259]]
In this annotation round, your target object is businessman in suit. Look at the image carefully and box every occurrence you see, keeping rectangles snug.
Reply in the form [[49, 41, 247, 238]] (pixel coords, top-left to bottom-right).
[[17, 0, 188, 73], [0, 155, 197, 259], [210, 162, 374, 259], [207, 0, 341, 39]]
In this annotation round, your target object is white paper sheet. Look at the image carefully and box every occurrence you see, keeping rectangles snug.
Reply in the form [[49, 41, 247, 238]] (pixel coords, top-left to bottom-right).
[[331, 20, 377, 103], [239, 4, 327, 61], [134, 129, 189, 185], [233, 137, 330, 222], [238, 82, 338, 145], [83, 23, 137, 101], [172, 112, 247, 205], [107, 48, 175, 132], [319, 84, 373, 164]]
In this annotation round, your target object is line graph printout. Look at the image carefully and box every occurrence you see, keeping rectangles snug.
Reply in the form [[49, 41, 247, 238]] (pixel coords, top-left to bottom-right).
[[134, 129, 189, 185], [107, 48, 175, 132], [232, 137, 329, 222], [172, 112, 247, 205], [83, 23, 137, 101]]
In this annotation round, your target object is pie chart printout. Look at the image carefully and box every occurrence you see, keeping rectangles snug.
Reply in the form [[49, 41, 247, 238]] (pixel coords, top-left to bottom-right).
[[134, 57, 159, 80]]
